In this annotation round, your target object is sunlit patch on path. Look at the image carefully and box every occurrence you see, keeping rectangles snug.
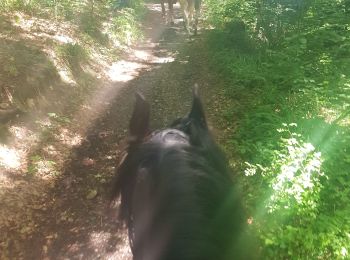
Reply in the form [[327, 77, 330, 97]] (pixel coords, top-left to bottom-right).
[[107, 50, 176, 82], [0, 145, 21, 169], [72, 3, 181, 137]]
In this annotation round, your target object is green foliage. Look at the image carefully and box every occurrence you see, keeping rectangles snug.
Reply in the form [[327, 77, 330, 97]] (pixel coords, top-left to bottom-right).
[[78, 12, 110, 45], [110, 8, 143, 45], [27, 154, 57, 176], [2, 55, 19, 77], [109, 0, 143, 10], [205, 0, 350, 258], [0, 0, 37, 12], [57, 43, 89, 67], [1, 0, 145, 48], [1, 0, 145, 51], [245, 124, 350, 259]]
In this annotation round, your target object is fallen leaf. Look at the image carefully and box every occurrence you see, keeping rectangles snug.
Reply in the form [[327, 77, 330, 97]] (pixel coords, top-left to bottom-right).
[[86, 189, 98, 200], [82, 158, 95, 166]]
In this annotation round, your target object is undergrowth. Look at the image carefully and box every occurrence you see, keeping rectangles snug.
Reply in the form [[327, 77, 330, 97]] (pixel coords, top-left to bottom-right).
[[205, 0, 350, 258], [0, 0, 145, 111]]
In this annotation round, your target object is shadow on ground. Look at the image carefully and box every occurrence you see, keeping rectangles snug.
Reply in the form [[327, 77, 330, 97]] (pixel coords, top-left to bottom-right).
[[42, 27, 198, 260], [1, 2, 213, 259]]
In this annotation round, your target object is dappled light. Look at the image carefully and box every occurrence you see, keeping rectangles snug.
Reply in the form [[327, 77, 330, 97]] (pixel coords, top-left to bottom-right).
[[268, 134, 324, 213], [1, 0, 349, 259], [57, 128, 83, 147], [108, 60, 147, 82], [88, 231, 131, 259], [9, 125, 35, 140], [53, 34, 75, 44], [147, 3, 163, 12], [0, 1, 196, 258], [243, 121, 349, 258], [0, 126, 38, 171], [108, 49, 176, 82], [244, 123, 325, 214]]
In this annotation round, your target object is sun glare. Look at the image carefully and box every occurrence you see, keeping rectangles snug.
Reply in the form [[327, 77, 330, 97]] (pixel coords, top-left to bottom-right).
[[0, 145, 21, 169], [268, 140, 323, 212]]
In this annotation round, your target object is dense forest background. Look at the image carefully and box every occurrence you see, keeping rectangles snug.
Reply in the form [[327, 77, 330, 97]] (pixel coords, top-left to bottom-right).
[[1, 0, 350, 259]]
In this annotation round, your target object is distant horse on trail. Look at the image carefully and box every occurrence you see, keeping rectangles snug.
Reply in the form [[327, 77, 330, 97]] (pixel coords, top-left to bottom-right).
[[160, 0, 177, 25], [161, 0, 202, 34], [110, 87, 246, 260], [179, 0, 202, 35]]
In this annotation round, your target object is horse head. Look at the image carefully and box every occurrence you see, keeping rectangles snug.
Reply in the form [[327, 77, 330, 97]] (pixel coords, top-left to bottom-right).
[[110, 87, 247, 260]]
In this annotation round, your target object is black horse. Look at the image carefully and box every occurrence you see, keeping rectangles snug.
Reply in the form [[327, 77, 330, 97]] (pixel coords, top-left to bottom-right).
[[110, 87, 246, 260]]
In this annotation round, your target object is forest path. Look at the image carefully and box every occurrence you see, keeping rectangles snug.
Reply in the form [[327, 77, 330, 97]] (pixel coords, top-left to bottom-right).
[[2, 3, 226, 260]]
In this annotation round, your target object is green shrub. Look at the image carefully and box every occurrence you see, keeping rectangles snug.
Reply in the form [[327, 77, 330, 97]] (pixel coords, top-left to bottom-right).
[[78, 12, 110, 45], [244, 124, 350, 259], [110, 8, 143, 45], [57, 43, 89, 67], [204, 0, 350, 258]]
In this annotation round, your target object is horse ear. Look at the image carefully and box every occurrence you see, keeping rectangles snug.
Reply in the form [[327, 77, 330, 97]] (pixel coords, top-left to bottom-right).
[[188, 85, 207, 129], [129, 92, 150, 140]]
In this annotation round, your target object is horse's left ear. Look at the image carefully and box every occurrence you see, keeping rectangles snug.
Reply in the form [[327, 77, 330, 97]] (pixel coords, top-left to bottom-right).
[[129, 92, 150, 141], [188, 85, 208, 129]]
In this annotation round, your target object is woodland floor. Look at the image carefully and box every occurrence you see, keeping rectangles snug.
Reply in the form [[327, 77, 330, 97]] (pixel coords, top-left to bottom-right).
[[1, 3, 236, 260]]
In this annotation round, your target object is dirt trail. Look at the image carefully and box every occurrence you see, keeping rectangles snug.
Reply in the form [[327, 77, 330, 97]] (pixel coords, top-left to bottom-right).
[[1, 3, 224, 259]]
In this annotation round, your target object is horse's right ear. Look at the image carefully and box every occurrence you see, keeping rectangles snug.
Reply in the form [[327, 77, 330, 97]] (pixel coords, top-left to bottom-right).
[[188, 85, 208, 130], [129, 92, 150, 140]]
